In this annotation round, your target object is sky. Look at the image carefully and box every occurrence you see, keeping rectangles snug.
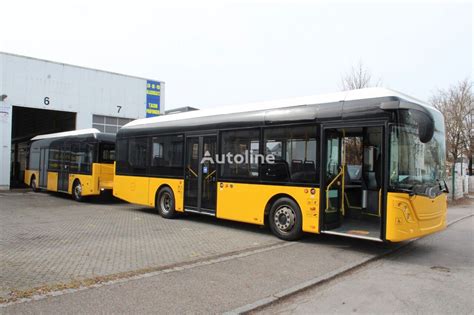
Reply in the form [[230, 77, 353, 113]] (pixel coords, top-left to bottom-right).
[[0, 0, 472, 110]]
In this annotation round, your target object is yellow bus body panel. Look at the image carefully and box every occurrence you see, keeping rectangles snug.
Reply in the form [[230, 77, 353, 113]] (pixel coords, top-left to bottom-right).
[[217, 182, 320, 233], [67, 164, 114, 196], [97, 163, 114, 190], [113, 175, 150, 206], [24, 170, 39, 186], [47, 172, 58, 191], [113, 175, 184, 210], [69, 174, 95, 196], [386, 192, 447, 242]]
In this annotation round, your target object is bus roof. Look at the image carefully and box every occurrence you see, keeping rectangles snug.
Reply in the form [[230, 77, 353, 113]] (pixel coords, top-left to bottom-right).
[[31, 128, 102, 140], [30, 128, 115, 143], [119, 88, 439, 137]]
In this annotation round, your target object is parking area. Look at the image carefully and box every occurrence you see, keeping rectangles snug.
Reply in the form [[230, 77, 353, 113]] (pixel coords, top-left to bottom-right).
[[1, 191, 472, 312], [0, 191, 280, 300]]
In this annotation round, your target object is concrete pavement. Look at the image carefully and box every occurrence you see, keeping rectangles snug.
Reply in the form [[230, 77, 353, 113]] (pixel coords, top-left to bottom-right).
[[0, 191, 472, 314], [260, 216, 474, 314], [0, 191, 280, 299]]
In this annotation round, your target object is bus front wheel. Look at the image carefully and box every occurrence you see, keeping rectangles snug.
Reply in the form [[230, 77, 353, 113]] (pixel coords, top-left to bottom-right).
[[156, 187, 177, 219], [72, 180, 83, 202], [269, 197, 303, 241]]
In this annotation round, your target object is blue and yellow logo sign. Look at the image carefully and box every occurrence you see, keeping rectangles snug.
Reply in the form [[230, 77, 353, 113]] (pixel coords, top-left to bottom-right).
[[146, 80, 161, 117]]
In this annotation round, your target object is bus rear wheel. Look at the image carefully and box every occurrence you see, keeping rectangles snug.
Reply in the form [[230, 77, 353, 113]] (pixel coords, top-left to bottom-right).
[[156, 187, 177, 219], [30, 176, 38, 192], [72, 180, 83, 202], [269, 197, 303, 241]]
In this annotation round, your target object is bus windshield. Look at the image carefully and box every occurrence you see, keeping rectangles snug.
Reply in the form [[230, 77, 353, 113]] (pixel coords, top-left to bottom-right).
[[389, 109, 446, 191]]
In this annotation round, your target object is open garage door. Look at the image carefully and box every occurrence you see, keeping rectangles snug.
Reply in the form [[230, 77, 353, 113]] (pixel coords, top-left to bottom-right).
[[10, 106, 76, 188]]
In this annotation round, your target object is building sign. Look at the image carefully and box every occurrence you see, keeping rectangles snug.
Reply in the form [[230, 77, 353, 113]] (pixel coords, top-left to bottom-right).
[[146, 80, 161, 118]]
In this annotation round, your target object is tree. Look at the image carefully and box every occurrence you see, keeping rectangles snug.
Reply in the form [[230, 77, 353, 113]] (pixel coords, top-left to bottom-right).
[[339, 61, 382, 165], [340, 60, 381, 91], [431, 79, 473, 175]]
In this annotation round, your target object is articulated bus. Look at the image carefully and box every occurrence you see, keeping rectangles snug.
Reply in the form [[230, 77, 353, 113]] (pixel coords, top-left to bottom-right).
[[24, 129, 115, 201], [113, 88, 447, 242]]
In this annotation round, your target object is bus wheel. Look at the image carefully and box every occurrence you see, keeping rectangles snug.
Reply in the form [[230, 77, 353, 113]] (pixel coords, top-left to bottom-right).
[[156, 187, 177, 219], [30, 176, 38, 192], [269, 197, 303, 241], [72, 180, 83, 202]]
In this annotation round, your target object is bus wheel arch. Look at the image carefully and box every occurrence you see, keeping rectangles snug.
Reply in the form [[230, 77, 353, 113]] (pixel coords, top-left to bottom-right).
[[72, 179, 83, 202], [155, 185, 177, 219], [265, 194, 303, 241]]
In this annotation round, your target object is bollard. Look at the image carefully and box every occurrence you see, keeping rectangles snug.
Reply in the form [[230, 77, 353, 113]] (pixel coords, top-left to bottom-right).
[[452, 164, 455, 200]]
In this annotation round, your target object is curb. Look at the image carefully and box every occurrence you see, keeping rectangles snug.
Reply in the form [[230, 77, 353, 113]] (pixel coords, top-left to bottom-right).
[[226, 213, 474, 314]]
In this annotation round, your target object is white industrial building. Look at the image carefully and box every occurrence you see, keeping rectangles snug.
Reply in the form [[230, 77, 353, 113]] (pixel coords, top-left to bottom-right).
[[0, 52, 165, 190]]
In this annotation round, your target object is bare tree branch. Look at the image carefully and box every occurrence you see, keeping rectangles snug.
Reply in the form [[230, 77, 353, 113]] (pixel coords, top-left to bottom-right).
[[430, 79, 473, 174], [340, 60, 381, 91]]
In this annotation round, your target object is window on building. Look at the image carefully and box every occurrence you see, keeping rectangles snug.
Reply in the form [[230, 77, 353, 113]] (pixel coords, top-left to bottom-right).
[[150, 135, 184, 176], [92, 115, 134, 134], [262, 125, 318, 183], [220, 129, 260, 179]]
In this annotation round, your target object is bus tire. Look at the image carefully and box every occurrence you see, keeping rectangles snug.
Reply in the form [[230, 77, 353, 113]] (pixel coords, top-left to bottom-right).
[[30, 176, 38, 192], [72, 180, 83, 202], [269, 197, 303, 241], [156, 187, 177, 219]]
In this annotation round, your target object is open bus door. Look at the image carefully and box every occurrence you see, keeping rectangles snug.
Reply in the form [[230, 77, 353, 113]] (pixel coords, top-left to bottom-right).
[[321, 125, 384, 241]]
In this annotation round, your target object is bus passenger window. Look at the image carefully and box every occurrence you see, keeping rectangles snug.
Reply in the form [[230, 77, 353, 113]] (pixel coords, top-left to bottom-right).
[[99, 143, 115, 163], [150, 135, 184, 176], [79, 143, 93, 173], [128, 137, 148, 173], [69, 144, 80, 173], [262, 125, 318, 183], [116, 139, 129, 174], [220, 129, 260, 179], [48, 144, 60, 171]]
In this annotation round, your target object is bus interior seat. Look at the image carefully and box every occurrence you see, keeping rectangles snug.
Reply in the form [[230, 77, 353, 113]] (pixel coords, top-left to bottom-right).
[[291, 160, 303, 173], [153, 156, 163, 166], [303, 160, 315, 171], [289, 160, 317, 182], [261, 160, 290, 181]]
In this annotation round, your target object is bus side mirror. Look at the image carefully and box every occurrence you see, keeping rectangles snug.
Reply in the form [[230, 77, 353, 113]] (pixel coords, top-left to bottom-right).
[[418, 120, 434, 143], [410, 109, 434, 143]]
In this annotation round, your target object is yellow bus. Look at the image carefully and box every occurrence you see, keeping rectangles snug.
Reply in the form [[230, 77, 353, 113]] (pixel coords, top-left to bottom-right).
[[24, 128, 115, 201], [113, 88, 448, 242]]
